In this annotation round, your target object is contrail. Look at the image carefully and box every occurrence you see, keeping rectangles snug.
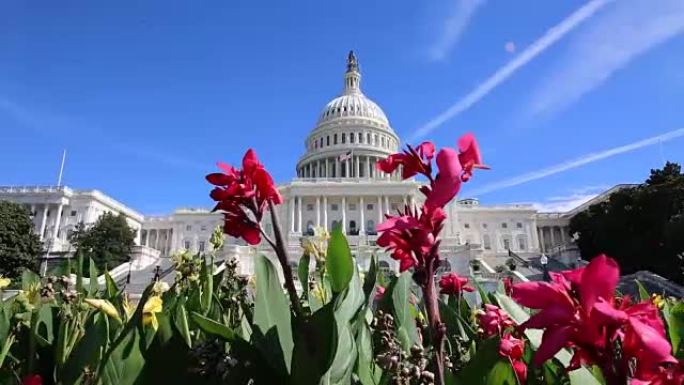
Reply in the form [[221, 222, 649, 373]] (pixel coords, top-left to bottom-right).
[[468, 128, 684, 196], [410, 0, 613, 141]]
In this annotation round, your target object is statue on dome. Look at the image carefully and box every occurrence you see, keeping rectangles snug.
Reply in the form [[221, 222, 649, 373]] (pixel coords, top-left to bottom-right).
[[347, 50, 359, 72]]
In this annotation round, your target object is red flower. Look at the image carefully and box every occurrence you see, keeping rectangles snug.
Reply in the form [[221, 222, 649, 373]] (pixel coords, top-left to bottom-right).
[[376, 205, 446, 272], [22, 375, 42, 385], [375, 286, 386, 300], [207, 149, 282, 245], [502, 277, 513, 296], [478, 304, 515, 337], [457, 133, 489, 182], [424, 147, 463, 209], [512, 254, 676, 379], [376, 141, 435, 179], [631, 361, 684, 385], [499, 333, 527, 384], [438, 273, 474, 296]]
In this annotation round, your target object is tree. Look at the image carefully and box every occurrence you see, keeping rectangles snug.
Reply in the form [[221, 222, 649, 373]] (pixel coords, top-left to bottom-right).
[[70, 212, 136, 272], [570, 162, 684, 284], [0, 201, 42, 278]]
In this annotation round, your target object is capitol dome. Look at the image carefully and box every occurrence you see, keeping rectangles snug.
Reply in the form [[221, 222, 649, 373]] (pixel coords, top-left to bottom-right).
[[296, 51, 401, 181]]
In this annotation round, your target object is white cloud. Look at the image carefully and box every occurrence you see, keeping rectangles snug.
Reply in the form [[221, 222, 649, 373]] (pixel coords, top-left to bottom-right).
[[528, 185, 607, 212], [468, 127, 684, 196], [429, 0, 486, 61], [528, 0, 684, 117], [411, 0, 611, 141]]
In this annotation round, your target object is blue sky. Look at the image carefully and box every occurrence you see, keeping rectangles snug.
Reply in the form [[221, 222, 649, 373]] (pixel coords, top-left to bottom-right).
[[1, 0, 684, 214]]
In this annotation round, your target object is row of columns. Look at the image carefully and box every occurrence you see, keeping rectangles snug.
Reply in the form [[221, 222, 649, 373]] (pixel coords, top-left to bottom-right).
[[538, 226, 568, 253], [142, 228, 174, 255], [297, 155, 401, 180], [28, 203, 63, 245], [288, 194, 415, 234]]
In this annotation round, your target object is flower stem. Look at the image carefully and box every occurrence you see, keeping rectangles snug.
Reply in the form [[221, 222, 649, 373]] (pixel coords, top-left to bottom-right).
[[267, 200, 304, 318], [423, 260, 446, 385]]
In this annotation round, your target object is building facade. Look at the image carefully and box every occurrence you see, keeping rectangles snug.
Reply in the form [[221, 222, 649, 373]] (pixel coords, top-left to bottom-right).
[[1, 52, 588, 277]]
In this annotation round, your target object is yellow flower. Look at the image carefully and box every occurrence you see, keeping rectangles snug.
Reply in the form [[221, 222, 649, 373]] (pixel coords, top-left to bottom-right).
[[651, 294, 665, 309], [84, 298, 121, 321], [142, 296, 163, 330], [0, 276, 10, 290]]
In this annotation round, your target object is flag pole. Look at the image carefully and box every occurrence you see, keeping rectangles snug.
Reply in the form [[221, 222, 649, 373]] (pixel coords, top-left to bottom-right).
[[57, 150, 66, 187]]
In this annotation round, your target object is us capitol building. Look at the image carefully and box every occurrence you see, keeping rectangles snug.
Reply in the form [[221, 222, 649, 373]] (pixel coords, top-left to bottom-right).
[[0, 52, 606, 279]]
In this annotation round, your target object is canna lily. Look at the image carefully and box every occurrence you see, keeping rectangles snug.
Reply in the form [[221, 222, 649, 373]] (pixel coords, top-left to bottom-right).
[[84, 298, 121, 321], [499, 333, 527, 384], [438, 273, 474, 296], [456, 133, 489, 182], [207, 149, 283, 245], [0, 275, 10, 290], [21, 375, 42, 385], [142, 296, 163, 331], [376, 141, 435, 179], [478, 304, 515, 337], [375, 286, 386, 300]]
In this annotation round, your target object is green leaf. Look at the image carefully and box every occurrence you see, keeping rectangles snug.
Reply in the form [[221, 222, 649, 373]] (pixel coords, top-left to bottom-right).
[[191, 311, 240, 341], [253, 255, 294, 374], [75, 250, 84, 293], [363, 254, 378, 300], [21, 269, 40, 291], [99, 327, 145, 385], [472, 278, 491, 305], [334, 264, 365, 324], [326, 226, 354, 293], [485, 360, 518, 385], [356, 321, 382, 385], [390, 272, 419, 350], [291, 302, 338, 384], [325, 318, 357, 385], [200, 255, 214, 314], [174, 303, 192, 348], [89, 258, 99, 296], [104, 270, 120, 299], [61, 313, 110, 385], [665, 302, 684, 357], [298, 253, 311, 298], [0, 333, 14, 369], [494, 293, 602, 385], [457, 337, 502, 384], [635, 280, 650, 302]]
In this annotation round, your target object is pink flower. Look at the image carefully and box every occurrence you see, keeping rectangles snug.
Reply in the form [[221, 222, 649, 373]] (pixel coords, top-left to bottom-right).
[[512, 254, 676, 379], [376, 142, 435, 179], [207, 149, 282, 245], [478, 304, 515, 337], [375, 286, 386, 300], [499, 333, 527, 384], [424, 148, 463, 209], [457, 133, 489, 182], [22, 375, 42, 385], [376, 206, 446, 272], [438, 273, 474, 296], [502, 277, 513, 296]]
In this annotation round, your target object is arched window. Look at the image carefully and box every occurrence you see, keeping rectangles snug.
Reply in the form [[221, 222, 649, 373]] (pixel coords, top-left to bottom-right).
[[326, 136, 330, 146], [334, 134, 338, 145], [502, 236, 512, 251], [342, 133, 346, 144], [349, 220, 357, 235], [306, 221, 314, 236], [358, 132, 362, 143], [366, 132, 371, 143], [482, 234, 491, 250], [350, 133, 355, 143]]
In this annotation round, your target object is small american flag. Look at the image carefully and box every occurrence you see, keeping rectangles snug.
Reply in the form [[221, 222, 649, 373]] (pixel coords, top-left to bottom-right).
[[338, 151, 352, 161]]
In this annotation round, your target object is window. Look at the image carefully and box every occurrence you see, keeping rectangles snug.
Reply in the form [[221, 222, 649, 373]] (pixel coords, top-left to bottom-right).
[[358, 132, 362, 143], [366, 203, 374, 210], [331, 204, 339, 211], [320, 137, 324, 147], [366, 133, 371, 143], [464, 223, 470, 229], [327, 136, 330, 146], [306, 221, 314, 235], [483, 234, 491, 250], [516, 222, 523, 229], [70, 210, 77, 216], [366, 219, 376, 234], [350, 133, 355, 143], [349, 203, 356, 211], [334, 134, 338, 144], [201, 225, 207, 231], [503, 238, 511, 250], [199, 241, 205, 252], [184, 240, 191, 250], [381, 137, 386, 147], [342, 133, 346, 144], [373, 134, 378, 144], [501, 223, 508, 229], [306, 204, 314, 211], [186, 225, 192, 231], [517, 235, 527, 251], [482, 223, 488, 229]]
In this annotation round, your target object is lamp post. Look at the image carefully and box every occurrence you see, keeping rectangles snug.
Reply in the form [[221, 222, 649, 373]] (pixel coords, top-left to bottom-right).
[[540, 253, 549, 281]]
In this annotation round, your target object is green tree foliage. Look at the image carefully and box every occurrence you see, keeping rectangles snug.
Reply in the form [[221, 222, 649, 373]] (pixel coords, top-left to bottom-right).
[[69, 212, 136, 273], [0, 200, 42, 278], [570, 162, 684, 283]]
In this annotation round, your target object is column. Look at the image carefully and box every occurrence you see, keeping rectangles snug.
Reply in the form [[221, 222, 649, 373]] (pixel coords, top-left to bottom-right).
[[539, 227, 546, 253], [336, 158, 340, 178], [560, 227, 566, 245], [323, 196, 328, 231], [346, 158, 351, 177], [154, 229, 160, 250], [384, 196, 390, 214], [377, 196, 383, 223], [325, 158, 329, 178], [341, 197, 347, 233], [297, 196, 303, 233], [317, 160, 321, 178], [316, 196, 321, 227], [366, 156, 371, 179], [359, 197, 365, 234], [52, 203, 63, 244], [549, 227, 556, 249], [39, 205, 49, 241], [289, 197, 295, 232], [355, 156, 360, 178]]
